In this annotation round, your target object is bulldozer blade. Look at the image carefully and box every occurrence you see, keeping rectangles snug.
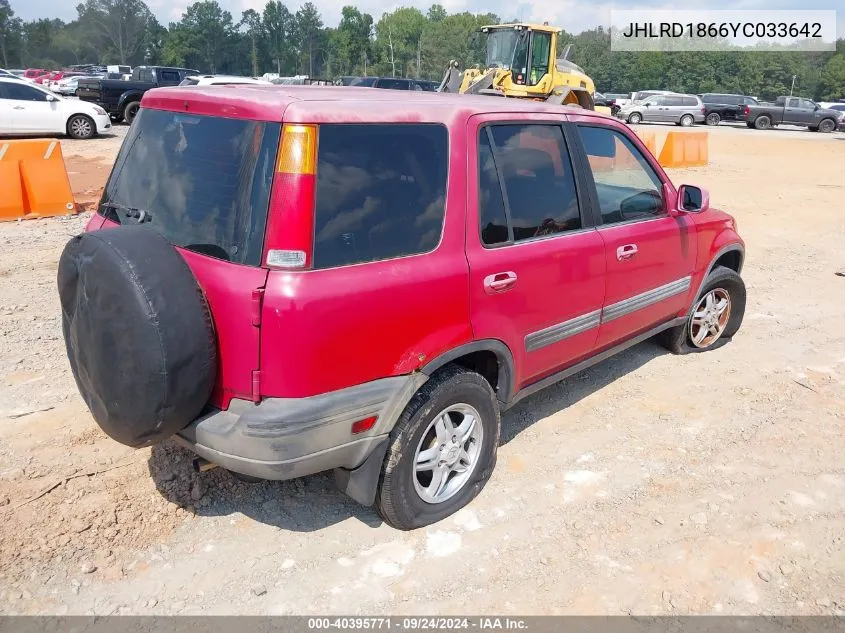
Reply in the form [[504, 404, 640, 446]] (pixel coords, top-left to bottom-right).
[[464, 69, 496, 95], [438, 63, 464, 93]]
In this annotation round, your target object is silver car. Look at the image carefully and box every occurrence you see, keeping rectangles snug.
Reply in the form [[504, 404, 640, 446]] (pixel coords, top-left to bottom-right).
[[617, 93, 705, 127]]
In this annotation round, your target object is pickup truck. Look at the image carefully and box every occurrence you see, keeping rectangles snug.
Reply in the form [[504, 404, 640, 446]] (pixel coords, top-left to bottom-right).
[[77, 65, 199, 124], [742, 96, 841, 133]]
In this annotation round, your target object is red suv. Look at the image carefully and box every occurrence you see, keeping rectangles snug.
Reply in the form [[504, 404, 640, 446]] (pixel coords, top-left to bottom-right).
[[58, 86, 746, 530]]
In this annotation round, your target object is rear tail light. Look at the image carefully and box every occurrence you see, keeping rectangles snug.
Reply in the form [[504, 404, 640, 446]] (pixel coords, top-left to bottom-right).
[[263, 124, 317, 270], [701, 107, 705, 114], [743, 105, 750, 116]]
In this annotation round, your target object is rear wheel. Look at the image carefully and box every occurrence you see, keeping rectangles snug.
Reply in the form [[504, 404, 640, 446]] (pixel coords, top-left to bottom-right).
[[680, 114, 694, 127], [375, 366, 500, 530], [754, 115, 771, 130], [123, 101, 140, 125], [705, 112, 721, 126], [627, 112, 642, 124], [67, 114, 95, 140], [661, 266, 746, 355]]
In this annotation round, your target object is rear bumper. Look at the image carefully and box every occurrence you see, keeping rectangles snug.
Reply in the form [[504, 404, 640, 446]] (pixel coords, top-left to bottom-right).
[[174, 373, 427, 482]]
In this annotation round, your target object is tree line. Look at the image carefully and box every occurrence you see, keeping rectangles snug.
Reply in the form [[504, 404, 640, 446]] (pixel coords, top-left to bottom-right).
[[0, 0, 843, 100]]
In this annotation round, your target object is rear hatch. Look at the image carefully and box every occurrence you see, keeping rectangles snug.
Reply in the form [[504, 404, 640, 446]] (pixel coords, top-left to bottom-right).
[[91, 106, 281, 409]]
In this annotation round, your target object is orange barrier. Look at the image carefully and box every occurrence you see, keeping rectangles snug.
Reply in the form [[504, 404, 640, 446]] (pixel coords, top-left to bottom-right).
[[0, 140, 77, 222], [635, 131, 658, 157], [657, 131, 709, 168]]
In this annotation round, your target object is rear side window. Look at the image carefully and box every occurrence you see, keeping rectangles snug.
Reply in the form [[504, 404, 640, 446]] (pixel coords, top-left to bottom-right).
[[682, 96, 699, 106], [99, 109, 281, 266], [376, 79, 409, 90], [313, 124, 448, 269], [478, 124, 582, 246]]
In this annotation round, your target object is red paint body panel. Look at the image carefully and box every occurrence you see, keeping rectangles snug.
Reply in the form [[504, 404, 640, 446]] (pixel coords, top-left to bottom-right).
[[258, 110, 472, 398], [95, 219, 267, 409], [463, 112, 606, 389]]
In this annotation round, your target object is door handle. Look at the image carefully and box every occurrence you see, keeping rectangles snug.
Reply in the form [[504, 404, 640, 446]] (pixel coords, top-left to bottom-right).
[[13, 106, 25, 110], [616, 244, 638, 260], [483, 271, 517, 294]]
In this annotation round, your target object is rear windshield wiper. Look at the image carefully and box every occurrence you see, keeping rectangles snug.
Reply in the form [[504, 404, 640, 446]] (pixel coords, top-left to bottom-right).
[[99, 202, 153, 224]]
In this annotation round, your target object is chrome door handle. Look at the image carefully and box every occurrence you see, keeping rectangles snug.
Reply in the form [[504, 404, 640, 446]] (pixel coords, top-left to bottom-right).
[[483, 271, 517, 294], [13, 106, 25, 110], [616, 244, 638, 260]]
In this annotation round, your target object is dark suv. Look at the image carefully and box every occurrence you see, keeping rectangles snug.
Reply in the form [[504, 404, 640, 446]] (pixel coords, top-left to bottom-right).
[[699, 93, 759, 126], [351, 76, 439, 91], [59, 86, 746, 530]]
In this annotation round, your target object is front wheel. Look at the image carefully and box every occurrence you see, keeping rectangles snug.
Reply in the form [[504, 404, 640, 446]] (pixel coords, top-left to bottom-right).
[[627, 112, 642, 124], [661, 266, 746, 355], [376, 367, 500, 530], [818, 118, 836, 133], [680, 114, 694, 127], [67, 114, 96, 140]]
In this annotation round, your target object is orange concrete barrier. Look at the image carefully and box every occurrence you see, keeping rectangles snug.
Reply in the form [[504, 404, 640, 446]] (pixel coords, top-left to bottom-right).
[[0, 140, 77, 222], [635, 131, 658, 157], [658, 131, 709, 168]]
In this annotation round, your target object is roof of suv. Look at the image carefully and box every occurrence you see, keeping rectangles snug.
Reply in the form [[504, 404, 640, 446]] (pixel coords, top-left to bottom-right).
[[142, 85, 613, 124]]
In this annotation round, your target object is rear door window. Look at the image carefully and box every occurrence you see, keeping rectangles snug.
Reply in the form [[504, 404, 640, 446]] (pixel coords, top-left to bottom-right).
[[682, 96, 699, 106], [478, 124, 582, 245], [313, 124, 448, 269], [99, 109, 281, 266]]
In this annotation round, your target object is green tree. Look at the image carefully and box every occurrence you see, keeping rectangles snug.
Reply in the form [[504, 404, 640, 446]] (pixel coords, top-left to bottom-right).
[[819, 54, 845, 100], [333, 6, 372, 75], [374, 7, 427, 77], [176, 0, 237, 73], [75, 0, 157, 64], [293, 2, 323, 76], [263, 0, 293, 74], [240, 8, 264, 76]]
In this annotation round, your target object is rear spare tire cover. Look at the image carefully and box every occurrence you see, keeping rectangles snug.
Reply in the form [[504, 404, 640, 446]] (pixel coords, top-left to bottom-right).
[[57, 226, 217, 448]]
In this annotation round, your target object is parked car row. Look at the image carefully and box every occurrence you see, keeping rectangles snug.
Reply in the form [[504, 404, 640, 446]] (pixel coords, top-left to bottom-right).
[[605, 88, 843, 133]]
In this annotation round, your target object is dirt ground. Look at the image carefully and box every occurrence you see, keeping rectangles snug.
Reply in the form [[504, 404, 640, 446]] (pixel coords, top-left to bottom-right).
[[0, 124, 843, 616]]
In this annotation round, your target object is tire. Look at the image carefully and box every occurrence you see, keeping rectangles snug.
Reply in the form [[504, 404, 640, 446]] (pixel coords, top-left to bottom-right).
[[680, 114, 694, 127], [705, 112, 721, 126], [123, 101, 140, 125], [375, 366, 500, 530], [627, 112, 642, 124], [57, 226, 217, 448], [754, 115, 771, 130], [661, 266, 746, 355], [67, 114, 96, 140], [818, 118, 836, 133]]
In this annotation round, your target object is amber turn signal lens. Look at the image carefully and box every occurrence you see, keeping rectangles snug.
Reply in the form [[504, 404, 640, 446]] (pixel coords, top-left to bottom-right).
[[276, 124, 317, 175]]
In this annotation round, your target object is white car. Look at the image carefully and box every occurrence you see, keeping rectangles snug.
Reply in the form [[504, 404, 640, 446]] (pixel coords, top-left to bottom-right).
[[54, 76, 81, 96], [0, 78, 111, 139], [179, 74, 273, 86]]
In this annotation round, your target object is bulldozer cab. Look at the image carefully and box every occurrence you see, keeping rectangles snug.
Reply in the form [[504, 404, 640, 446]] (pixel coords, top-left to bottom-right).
[[438, 22, 598, 112], [482, 24, 553, 88]]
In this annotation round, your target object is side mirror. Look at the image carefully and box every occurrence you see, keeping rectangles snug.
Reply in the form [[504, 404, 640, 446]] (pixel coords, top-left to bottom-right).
[[814, 104, 820, 110], [677, 184, 709, 213], [644, 102, 651, 107], [46, 94, 59, 102]]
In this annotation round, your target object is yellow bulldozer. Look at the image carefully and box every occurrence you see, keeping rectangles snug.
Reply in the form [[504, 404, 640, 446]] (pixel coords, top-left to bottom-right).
[[438, 22, 608, 114]]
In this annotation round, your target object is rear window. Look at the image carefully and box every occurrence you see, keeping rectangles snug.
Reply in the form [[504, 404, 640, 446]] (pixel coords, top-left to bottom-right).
[[313, 124, 448, 269], [98, 108, 281, 266]]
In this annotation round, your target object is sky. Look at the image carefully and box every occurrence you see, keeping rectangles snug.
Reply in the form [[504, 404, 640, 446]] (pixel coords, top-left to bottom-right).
[[9, 0, 843, 37]]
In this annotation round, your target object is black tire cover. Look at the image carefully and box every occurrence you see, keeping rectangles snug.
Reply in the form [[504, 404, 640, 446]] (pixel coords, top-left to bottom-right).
[[57, 226, 217, 448]]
